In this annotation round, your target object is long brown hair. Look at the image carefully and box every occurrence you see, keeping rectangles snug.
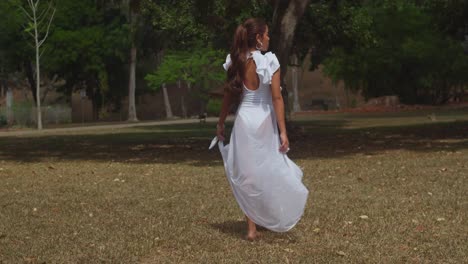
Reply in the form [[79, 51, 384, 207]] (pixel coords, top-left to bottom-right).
[[226, 18, 267, 98]]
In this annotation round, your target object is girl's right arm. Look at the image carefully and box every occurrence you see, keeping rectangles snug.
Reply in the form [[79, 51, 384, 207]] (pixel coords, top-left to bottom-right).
[[271, 69, 289, 153]]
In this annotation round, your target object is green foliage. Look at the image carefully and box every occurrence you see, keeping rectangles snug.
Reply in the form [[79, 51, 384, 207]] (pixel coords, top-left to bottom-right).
[[322, 1, 468, 104], [206, 98, 222, 116], [44, 0, 130, 106], [296, 0, 366, 69], [2, 0, 467, 113], [141, 0, 210, 49], [145, 47, 225, 96], [0, 0, 32, 71]]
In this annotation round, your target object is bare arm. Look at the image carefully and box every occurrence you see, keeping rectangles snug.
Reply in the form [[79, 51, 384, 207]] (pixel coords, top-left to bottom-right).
[[216, 90, 232, 141], [271, 69, 289, 153]]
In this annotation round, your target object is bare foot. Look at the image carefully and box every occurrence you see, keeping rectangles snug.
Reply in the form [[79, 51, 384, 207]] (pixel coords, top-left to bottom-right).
[[246, 231, 261, 241]]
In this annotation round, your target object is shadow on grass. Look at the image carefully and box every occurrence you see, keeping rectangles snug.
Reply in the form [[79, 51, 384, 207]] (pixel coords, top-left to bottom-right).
[[209, 220, 299, 243], [0, 118, 467, 165], [210, 220, 245, 239]]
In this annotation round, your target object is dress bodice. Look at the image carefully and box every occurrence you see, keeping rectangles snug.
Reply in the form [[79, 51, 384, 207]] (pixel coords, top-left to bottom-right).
[[223, 50, 280, 106]]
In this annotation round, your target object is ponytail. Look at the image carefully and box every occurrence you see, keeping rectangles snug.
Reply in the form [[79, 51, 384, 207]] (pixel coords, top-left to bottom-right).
[[226, 24, 249, 99], [225, 18, 267, 100]]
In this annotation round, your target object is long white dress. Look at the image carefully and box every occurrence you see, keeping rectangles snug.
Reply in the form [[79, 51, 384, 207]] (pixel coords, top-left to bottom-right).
[[212, 50, 309, 232]]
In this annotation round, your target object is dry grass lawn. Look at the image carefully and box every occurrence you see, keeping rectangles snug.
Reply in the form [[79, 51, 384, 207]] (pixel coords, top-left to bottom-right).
[[0, 109, 467, 263]]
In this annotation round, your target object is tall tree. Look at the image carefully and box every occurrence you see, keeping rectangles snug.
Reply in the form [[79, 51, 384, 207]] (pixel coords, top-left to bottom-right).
[[124, 0, 140, 122], [19, 0, 56, 129]]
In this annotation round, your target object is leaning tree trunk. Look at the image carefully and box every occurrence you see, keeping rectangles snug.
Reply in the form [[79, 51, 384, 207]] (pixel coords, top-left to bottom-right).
[[162, 83, 173, 119], [127, 45, 138, 122], [178, 80, 187, 118], [270, 0, 310, 116]]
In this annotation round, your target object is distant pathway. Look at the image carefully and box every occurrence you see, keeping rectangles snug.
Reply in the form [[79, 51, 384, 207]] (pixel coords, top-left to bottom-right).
[[0, 117, 224, 137]]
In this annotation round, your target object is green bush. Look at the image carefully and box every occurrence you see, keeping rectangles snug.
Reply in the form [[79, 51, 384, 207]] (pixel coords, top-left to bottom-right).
[[206, 98, 222, 116]]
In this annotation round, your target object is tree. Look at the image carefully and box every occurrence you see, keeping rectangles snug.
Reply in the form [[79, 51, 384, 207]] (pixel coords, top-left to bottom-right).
[[145, 51, 185, 118], [45, 0, 129, 120], [145, 47, 225, 117], [19, 0, 56, 129], [120, 0, 141, 122]]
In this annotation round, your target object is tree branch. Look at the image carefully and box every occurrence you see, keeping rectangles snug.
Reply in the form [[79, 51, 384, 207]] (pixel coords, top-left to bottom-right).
[[38, 7, 55, 47], [18, 5, 34, 21], [37, 2, 53, 28], [34, 0, 40, 10], [37, 1, 52, 19], [27, 0, 35, 13], [39, 46, 47, 58]]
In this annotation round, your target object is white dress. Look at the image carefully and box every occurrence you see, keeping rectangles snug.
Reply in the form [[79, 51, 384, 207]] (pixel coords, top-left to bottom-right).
[[211, 50, 309, 232]]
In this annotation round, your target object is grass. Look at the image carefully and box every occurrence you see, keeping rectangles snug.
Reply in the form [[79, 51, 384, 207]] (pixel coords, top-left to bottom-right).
[[0, 110, 467, 263]]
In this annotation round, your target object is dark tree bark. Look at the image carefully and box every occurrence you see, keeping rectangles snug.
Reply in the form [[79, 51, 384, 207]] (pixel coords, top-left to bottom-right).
[[24, 61, 37, 105], [269, 0, 310, 116]]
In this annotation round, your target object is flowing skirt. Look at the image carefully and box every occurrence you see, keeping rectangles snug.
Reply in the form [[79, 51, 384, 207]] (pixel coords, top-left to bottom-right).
[[218, 102, 309, 232]]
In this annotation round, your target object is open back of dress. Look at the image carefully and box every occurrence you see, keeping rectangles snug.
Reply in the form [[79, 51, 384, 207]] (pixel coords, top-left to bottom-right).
[[217, 50, 309, 232]]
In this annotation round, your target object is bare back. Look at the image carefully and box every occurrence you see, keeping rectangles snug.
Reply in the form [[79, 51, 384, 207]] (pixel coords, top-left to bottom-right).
[[243, 58, 260, 91]]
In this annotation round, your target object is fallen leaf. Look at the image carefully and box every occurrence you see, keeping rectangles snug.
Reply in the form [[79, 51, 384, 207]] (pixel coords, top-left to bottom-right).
[[415, 225, 425, 232], [23, 257, 37, 263], [313, 228, 320, 233]]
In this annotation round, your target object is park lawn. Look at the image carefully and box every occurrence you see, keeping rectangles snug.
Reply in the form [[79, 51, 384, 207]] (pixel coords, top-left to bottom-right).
[[0, 110, 467, 263]]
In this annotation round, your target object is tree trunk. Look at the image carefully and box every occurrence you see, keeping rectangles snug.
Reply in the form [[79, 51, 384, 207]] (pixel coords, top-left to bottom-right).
[[1, 79, 4, 98], [162, 83, 173, 119], [24, 61, 37, 105], [6, 87, 13, 124], [33, 9, 42, 130], [91, 85, 102, 121], [270, 0, 310, 116], [178, 80, 187, 118], [127, 45, 138, 122], [290, 52, 301, 112]]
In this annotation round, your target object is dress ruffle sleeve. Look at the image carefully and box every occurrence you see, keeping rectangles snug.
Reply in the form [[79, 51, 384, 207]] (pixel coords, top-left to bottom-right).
[[252, 51, 280, 85]]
